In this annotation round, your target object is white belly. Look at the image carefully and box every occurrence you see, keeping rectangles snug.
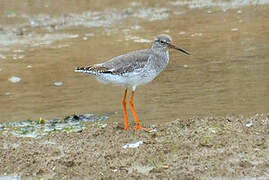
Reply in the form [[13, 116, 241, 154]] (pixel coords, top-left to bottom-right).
[[96, 70, 158, 87]]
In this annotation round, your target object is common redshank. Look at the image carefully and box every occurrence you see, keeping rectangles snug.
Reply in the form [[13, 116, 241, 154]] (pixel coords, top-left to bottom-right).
[[75, 34, 190, 130]]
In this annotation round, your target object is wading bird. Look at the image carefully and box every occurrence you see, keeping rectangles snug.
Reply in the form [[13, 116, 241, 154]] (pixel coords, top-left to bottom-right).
[[75, 34, 190, 130]]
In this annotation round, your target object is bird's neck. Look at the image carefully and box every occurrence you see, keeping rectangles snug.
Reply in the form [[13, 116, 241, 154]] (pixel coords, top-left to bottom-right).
[[152, 47, 169, 59], [152, 47, 170, 68]]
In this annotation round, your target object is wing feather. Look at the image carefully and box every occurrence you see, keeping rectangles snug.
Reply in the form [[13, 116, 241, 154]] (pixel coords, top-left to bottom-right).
[[75, 49, 154, 75], [100, 49, 153, 75]]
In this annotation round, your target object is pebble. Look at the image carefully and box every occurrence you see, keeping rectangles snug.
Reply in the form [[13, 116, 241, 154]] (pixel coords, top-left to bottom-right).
[[9, 76, 21, 83], [149, 128, 157, 133], [246, 120, 253, 127], [101, 124, 107, 128], [54, 82, 63, 86]]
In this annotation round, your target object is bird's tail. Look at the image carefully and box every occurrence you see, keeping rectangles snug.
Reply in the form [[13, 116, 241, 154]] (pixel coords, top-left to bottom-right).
[[75, 66, 96, 75], [75, 65, 111, 75]]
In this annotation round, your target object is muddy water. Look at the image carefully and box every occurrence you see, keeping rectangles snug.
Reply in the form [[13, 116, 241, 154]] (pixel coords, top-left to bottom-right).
[[0, 0, 268, 124]]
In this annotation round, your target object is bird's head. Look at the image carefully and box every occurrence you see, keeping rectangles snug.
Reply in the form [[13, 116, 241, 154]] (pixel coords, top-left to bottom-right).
[[152, 34, 190, 55]]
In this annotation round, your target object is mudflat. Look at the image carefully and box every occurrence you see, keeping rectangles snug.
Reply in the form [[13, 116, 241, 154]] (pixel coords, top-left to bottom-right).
[[1, 114, 268, 179]]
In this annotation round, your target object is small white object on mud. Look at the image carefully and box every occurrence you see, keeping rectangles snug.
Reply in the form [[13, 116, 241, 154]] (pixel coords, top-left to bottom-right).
[[246, 120, 253, 127], [101, 124, 107, 128], [123, 141, 143, 149], [148, 128, 157, 133], [54, 82, 63, 86], [9, 76, 21, 83]]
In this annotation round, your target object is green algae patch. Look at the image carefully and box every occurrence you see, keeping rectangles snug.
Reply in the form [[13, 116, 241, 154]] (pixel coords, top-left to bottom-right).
[[0, 114, 109, 138]]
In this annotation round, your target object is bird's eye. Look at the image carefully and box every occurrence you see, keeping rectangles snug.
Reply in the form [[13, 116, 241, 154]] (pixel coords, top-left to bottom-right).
[[160, 40, 165, 44]]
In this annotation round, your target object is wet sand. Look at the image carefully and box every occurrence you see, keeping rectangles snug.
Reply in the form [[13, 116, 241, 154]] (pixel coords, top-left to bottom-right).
[[0, 114, 268, 179], [0, 0, 269, 123]]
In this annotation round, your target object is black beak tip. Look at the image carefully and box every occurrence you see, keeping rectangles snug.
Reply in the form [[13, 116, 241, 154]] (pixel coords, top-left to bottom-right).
[[178, 48, 190, 55]]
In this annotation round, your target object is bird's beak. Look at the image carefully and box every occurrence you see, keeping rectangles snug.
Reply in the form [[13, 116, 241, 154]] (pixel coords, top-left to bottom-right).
[[168, 43, 190, 55]]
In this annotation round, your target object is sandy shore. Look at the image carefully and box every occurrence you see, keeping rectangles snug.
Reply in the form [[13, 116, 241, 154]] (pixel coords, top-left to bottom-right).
[[0, 114, 268, 179]]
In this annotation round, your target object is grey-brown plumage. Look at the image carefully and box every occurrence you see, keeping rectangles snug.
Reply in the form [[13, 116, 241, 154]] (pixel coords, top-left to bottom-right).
[[75, 34, 189, 90]]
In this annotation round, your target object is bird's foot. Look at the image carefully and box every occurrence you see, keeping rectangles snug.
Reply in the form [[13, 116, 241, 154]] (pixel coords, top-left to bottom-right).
[[136, 124, 142, 130]]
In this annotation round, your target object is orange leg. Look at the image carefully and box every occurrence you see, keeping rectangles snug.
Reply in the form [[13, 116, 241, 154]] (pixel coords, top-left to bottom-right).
[[122, 88, 129, 130], [129, 91, 142, 130]]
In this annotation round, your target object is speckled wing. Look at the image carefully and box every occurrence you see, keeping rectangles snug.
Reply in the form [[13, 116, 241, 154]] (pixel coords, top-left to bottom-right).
[[75, 49, 154, 75], [96, 49, 154, 75]]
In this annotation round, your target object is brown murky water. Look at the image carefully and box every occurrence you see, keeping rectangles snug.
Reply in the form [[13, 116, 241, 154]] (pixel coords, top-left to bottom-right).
[[0, 0, 268, 124]]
